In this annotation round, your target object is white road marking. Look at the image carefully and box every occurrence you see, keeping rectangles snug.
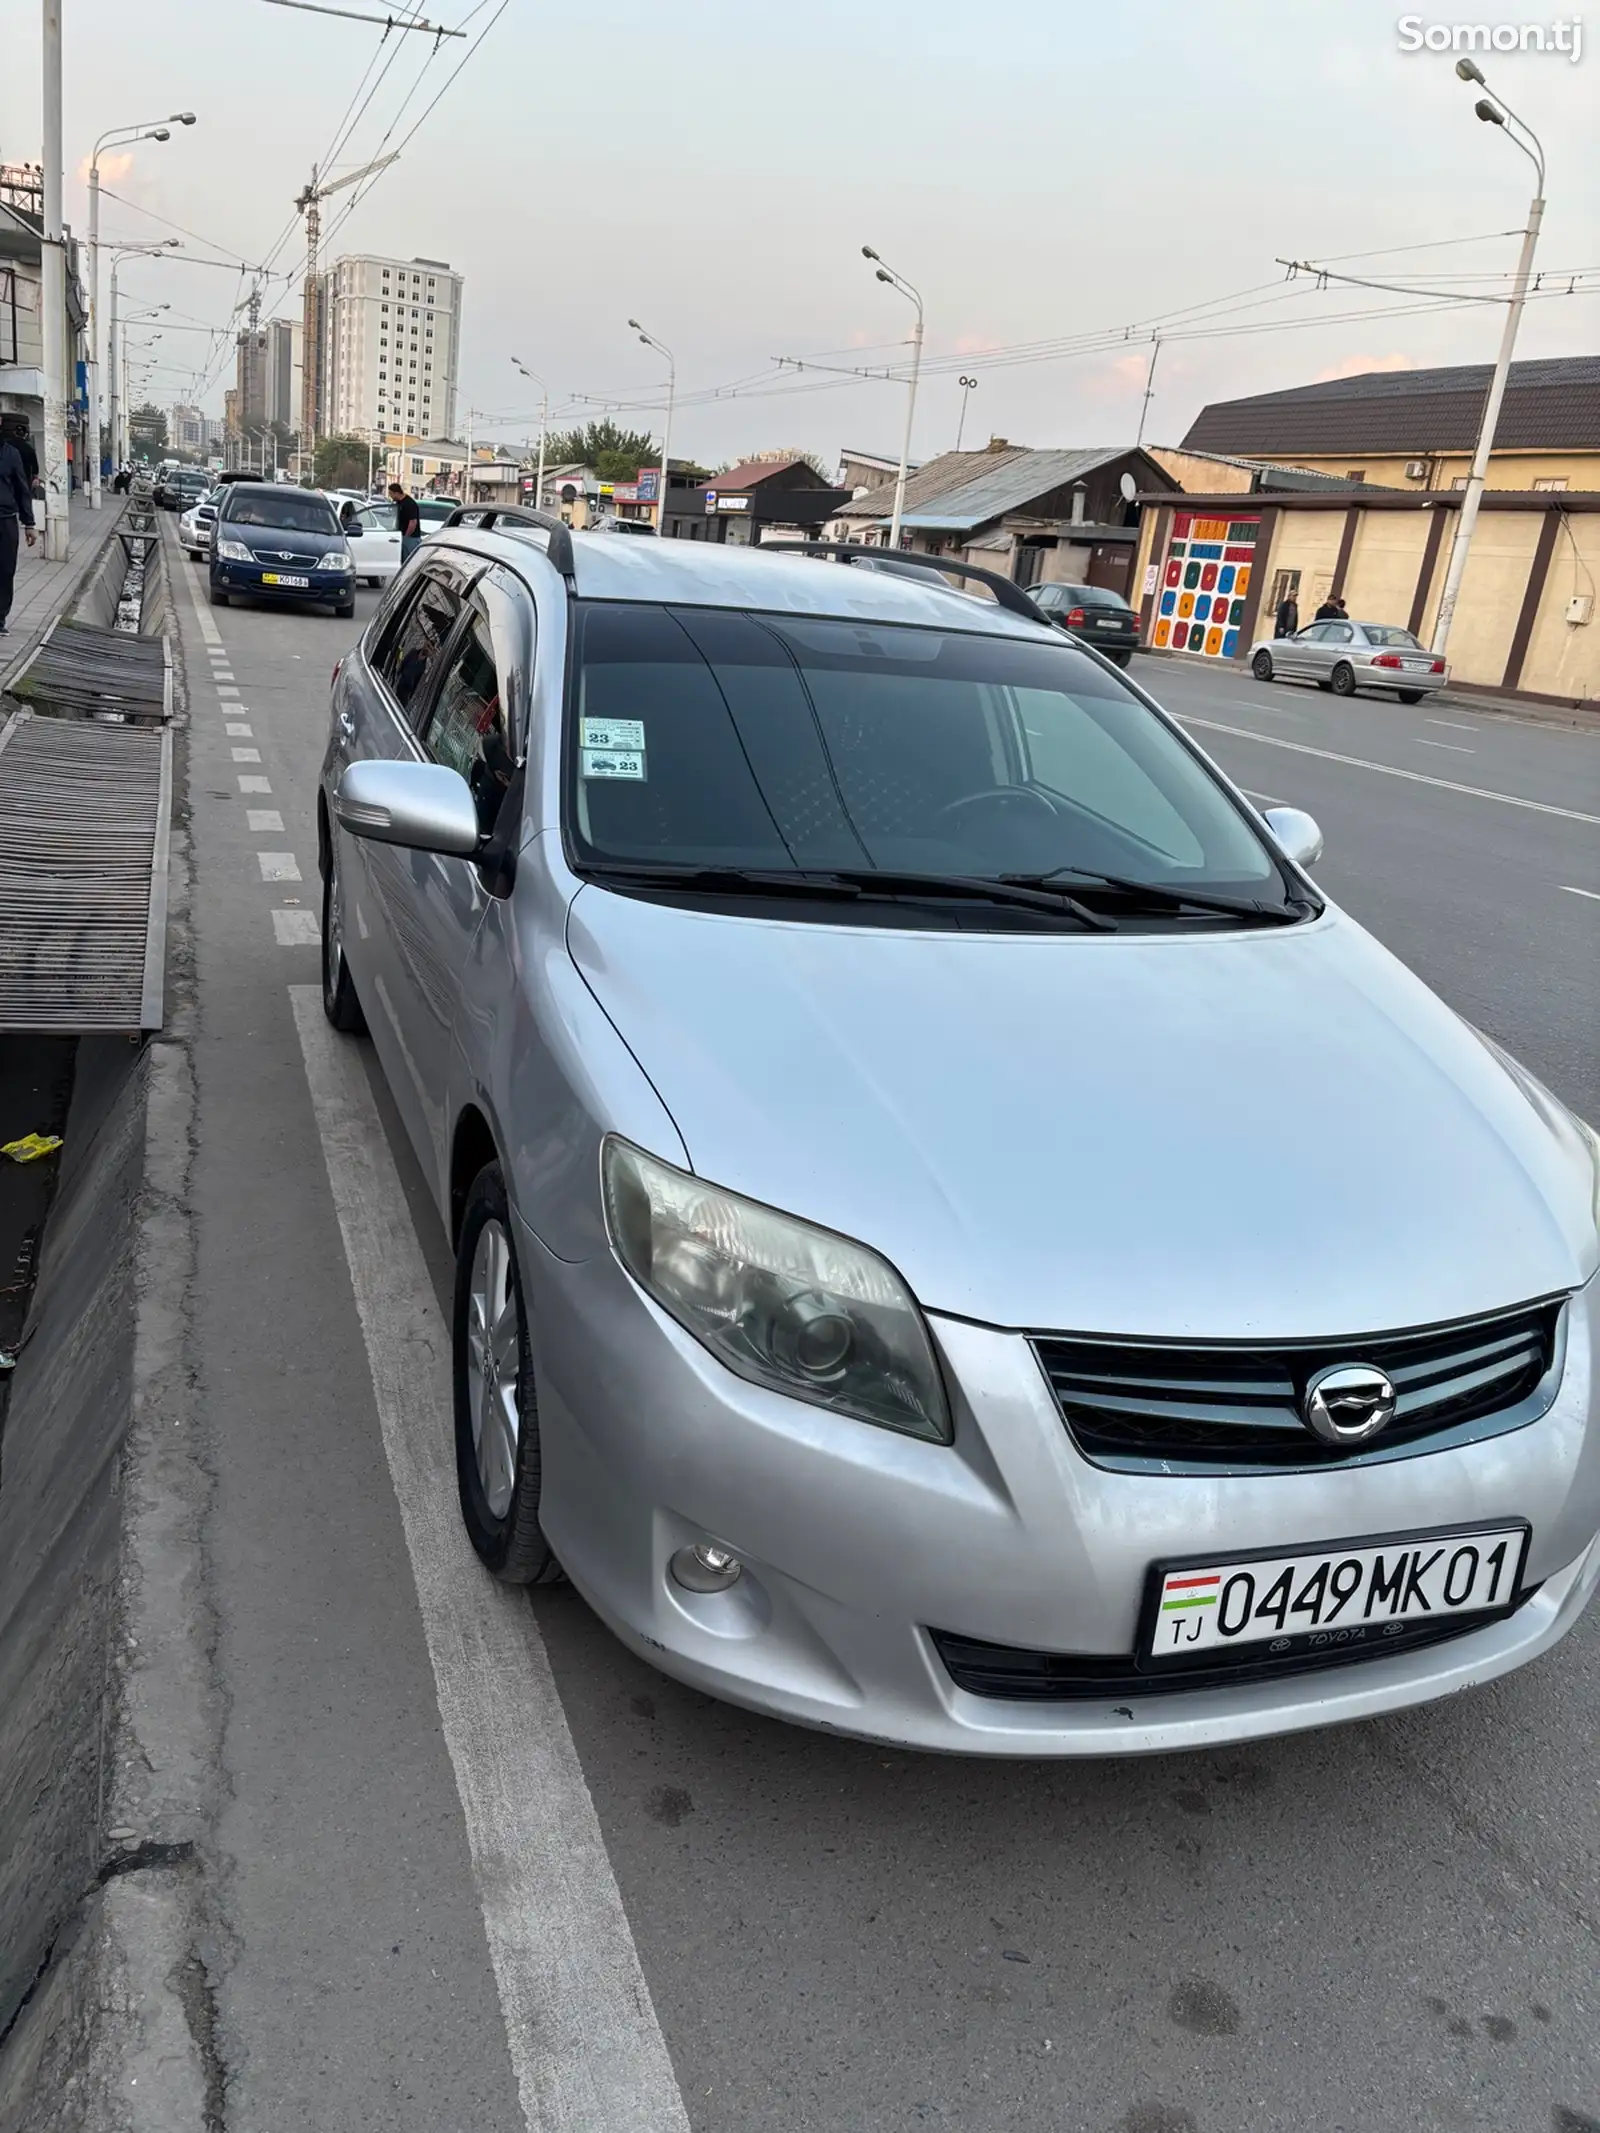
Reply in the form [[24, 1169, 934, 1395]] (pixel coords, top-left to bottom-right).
[[1177, 717, 1600, 825], [178, 552, 223, 647], [1427, 718, 1478, 731], [1240, 789, 1286, 806], [1228, 698, 1306, 722], [288, 988, 692, 2133], [237, 775, 271, 794], [1416, 738, 1474, 753], [226, 723, 254, 738], [258, 852, 302, 882], [231, 747, 261, 763], [271, 910, 320, 946], [218, 686, 241, 698], [246, 809, 284, 832], [1562, 885, 1600, 903]]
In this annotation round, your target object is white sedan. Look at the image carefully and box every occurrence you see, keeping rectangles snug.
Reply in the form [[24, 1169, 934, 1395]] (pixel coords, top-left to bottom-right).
[[178, 495, 220, 560], [337, 502, 405, 586]]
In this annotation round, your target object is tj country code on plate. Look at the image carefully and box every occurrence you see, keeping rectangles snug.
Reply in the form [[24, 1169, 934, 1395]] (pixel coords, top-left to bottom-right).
[[1147, 1525, 1528, 1662]]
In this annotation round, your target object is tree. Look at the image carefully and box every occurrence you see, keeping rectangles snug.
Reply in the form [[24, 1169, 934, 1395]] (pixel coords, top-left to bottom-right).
[[314, 432, 372, 491], [542, 418, 658, 484], [128, 403, 167, 459]]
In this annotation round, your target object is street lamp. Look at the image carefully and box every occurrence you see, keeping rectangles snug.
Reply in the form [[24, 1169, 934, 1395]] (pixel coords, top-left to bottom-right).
[[107, 249, 179, 471], [863, 247, 923, 550], [628, 320, 674, 534], [87, 113, 195, 508], [512, 355, 549, 510], [1429, 58, 1546, 659], [956, 374, 978, 451]]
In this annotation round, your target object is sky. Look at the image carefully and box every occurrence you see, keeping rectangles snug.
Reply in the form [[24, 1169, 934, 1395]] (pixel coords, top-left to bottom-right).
[[3, 0, 1596, 467]]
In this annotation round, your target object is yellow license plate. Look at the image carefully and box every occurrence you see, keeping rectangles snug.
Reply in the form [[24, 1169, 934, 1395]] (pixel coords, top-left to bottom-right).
[[261, 572, 309, 588]]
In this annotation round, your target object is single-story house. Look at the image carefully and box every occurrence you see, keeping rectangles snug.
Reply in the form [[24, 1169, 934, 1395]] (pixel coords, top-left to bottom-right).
[[664, 458, 849, 543], [832, 442, 1180, 595]]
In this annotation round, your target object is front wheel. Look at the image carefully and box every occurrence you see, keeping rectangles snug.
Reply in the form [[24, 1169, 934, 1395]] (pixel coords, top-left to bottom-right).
[[1251, 649, 1274, 681], [333, 598, 355, 619], [208, 584, 227, 607], [320, 830, 366, 1034], [453, 1165, 563, 1585], [1398, 688, 1426, 704], [1109, 650, 1132, 668], [1330, 663, 1357, 698]]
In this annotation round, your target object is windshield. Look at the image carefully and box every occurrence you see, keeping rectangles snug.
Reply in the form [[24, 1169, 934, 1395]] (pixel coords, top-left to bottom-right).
[[224, 492, 340, 533], [1360, 624, 1421, 648], [568, 604, 1280, 899]]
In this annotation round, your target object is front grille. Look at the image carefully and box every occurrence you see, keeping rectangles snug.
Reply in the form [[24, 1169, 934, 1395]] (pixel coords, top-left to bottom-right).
[[1034, 1299, 1563, 1475], [930, 1595, 1537, 1702]]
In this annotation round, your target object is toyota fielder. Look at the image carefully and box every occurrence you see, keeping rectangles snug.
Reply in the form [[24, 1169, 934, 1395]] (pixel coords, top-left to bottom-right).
[[318, 519, 1600, 1755]]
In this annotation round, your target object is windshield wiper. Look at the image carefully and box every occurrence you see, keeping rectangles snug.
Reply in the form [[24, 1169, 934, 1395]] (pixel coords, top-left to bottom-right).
[[582, 862, 1117, 929], [1001, 866, 1317, 923]]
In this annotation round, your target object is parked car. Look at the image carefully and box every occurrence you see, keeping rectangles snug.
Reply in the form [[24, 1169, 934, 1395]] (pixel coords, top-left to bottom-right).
[[317, 527, 1600, 1758], [157, 466, 210, 512], [1030, 581, 1140, 666], [1250, 618, 1448, 702], [414, 496, 459, 537], [209, 483, 355, 615], [330, 498, 404, 585], [178, 491, 221, 560]]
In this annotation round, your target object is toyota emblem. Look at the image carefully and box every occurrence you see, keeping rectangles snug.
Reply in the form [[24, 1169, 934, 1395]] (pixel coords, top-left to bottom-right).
[[1302, 1362, 1397, 1446]]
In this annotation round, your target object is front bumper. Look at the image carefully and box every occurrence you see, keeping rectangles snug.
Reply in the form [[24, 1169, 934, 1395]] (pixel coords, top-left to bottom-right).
[[211, 560, 353, 601], [524, 1219, 1600, 1755]]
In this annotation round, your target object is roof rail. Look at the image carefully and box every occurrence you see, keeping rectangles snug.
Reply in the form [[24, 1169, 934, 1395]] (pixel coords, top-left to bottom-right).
[[756, 541, 1045, 624], [441, 503, 575, 578]]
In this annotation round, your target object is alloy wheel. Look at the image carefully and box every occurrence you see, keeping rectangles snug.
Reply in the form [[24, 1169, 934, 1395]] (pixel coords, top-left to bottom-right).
[[465, 1218, 522, 1519]]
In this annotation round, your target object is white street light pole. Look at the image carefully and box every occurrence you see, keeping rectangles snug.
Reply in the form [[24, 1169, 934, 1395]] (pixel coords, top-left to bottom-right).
[[117, 304, 169, 465], [955, 374, 977, 451], [628, 322, 674, 534], [87, 113, 194, 509], [106, 244, 180, 474], [41, 0, 70, 558], [863, 247, 923, 551], [512, 356, 549, 508], [1430, 59, 1547, 660]]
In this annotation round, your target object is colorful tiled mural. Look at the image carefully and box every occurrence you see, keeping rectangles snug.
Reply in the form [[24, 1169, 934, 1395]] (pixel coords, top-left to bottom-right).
[[1151, 514, 1259, 659]]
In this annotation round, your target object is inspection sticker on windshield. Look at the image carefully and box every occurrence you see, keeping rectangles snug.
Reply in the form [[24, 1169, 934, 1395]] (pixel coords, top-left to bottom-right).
[[1141, 1522, 1528, 1670], [581, 717, 645, 751], [581, 746, 646, 781]]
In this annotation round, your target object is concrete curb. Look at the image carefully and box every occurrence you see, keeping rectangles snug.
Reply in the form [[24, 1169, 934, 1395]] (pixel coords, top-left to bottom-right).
[[0, 532, 221, 2132]]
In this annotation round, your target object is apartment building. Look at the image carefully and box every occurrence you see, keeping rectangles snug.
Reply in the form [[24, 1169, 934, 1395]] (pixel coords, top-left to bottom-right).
[[263, 317, 302, 432], [320, 252, 462, 439]]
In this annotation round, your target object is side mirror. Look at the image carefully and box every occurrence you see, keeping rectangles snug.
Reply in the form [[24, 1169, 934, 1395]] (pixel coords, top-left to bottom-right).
[[1262, 805, 1324, 869], [334, 759, 481, 857]]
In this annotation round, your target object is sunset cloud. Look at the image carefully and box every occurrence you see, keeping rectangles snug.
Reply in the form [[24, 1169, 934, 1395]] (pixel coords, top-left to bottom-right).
[[1311, 351, 1416, 383]]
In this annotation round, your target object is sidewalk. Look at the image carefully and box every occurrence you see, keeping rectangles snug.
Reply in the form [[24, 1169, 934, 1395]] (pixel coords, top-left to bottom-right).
[[1, 492, 129, 686]]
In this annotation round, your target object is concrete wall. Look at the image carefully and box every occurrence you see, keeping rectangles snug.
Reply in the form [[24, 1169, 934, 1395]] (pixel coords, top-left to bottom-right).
[[1261, 510, 1347, 617], [1147, 447, 1258, 494], [1339, 509, 1431, 625], [1425, 509, 1541, 687], [1520, 513, 1600, 699], [0, 1039, 147, 2032], [1262, 450, 1598, 492]]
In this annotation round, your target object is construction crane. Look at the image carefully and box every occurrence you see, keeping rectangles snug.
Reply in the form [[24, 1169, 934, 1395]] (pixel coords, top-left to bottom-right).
[[295, 154, 399, 449]]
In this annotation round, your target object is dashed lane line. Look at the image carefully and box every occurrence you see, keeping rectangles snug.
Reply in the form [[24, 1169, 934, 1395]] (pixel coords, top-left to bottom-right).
[[237, 776, 271, 794], [226, 724, 254, 739], [1176, 716, 1600, 825], [230, 747, 261, 763], [289, 987, 692, 2133], [1562, 886, 1600, 903], [258, 853, 302, 882], [271, 910, 320, 946], [1416, 739, 1474, 753], [246, 809, 285, 833]]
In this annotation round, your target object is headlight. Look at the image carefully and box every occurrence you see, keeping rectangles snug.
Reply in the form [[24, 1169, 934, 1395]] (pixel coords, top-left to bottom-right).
[[215, 538, 252, 562], [323, 548, 353, 571], [601, 1138, 951, 1443]]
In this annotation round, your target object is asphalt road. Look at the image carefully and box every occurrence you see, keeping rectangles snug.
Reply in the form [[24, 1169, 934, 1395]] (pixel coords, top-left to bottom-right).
[[171, 543, 1600, 2133]]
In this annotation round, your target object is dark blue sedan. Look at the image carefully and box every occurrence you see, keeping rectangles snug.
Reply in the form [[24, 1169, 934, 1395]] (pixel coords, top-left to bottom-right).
[[209, 484, 356, 616]]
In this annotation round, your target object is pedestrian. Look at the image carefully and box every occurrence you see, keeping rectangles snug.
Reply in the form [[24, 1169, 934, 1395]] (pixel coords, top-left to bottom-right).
[[0, 428, 39, 635], [112, 463, 131, 496], [1313, 593, 1344, 621], [1, 415, 39, 494], [389, 480, 422, 563], [1274, 589, 1300, 638]]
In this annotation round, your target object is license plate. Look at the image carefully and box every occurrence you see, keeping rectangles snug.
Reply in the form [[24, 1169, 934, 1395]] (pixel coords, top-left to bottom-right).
[[1402, 658, 1431, 670], [1095, 618, 1122, 628], [261, 572, 309, 588], [1141, 1522, 1528, 1670]]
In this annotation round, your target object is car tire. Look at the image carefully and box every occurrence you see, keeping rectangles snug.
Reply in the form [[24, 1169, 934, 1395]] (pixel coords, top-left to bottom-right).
[[365, 576, 379, 588], [1251, 649, 1275, 681], [208, 584, 227, 607], [452, 1163, 564, 1586], [1398, 689, 1426, 704], [1109, 650, 1132, 668], [1330, 663, 1357, 697], [334, 598, 355, 619], [320, 831, 366, 1035]]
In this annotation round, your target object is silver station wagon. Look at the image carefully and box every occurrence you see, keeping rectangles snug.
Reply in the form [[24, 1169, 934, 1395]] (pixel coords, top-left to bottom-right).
[[319, 514, 1600, 1755]]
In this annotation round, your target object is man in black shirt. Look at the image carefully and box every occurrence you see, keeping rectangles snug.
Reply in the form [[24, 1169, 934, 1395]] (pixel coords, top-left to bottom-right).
[[389, 481, 422, 562], [0, 431, 39, 633]]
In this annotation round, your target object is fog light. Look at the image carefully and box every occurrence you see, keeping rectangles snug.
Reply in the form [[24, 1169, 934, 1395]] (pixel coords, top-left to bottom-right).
[[670, 1541, 743, 1593]]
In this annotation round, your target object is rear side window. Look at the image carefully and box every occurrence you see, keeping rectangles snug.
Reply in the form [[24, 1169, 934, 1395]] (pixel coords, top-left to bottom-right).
[[374, 570, 463, 723]]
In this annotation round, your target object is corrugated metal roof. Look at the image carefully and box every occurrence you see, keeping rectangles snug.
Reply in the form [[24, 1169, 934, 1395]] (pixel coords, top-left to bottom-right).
[[708, 459, 818, 493], [1182, 355, 1600, 458], [838, 446, 1140, 529]]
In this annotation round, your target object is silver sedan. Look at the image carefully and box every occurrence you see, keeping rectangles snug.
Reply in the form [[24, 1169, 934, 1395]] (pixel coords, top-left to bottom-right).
[[318, 530, 1600, 1756], [1251, 618, 1449, 701]]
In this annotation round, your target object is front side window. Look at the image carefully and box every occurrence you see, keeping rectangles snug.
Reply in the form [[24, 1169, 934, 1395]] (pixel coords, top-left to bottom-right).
[[375, 570, 463, 723], [567, 605, 1284, 913], [422, 603, 515, 835]]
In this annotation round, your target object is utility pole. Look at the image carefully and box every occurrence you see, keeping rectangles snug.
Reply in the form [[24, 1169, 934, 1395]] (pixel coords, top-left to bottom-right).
[[1135, 338, 1161, 449], [294, 153, 400, 470], [40, 0, 70, 559]]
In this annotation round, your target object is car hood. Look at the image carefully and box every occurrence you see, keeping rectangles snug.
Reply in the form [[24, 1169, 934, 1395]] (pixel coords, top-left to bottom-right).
[[567, 891, 1597, 1339]]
